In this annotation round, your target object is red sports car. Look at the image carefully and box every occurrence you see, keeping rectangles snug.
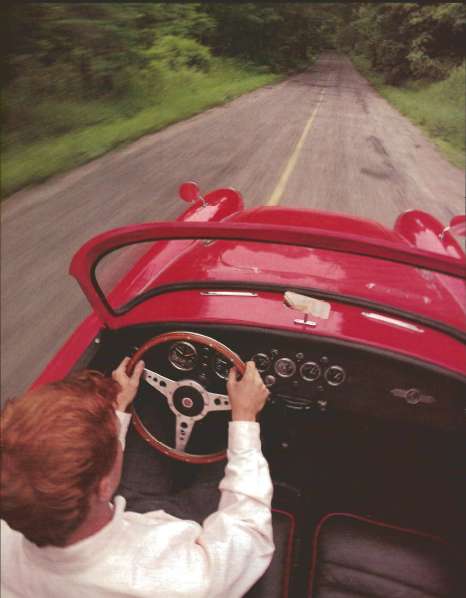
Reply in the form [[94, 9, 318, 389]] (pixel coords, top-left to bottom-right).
[[32, 182, 466, 596]]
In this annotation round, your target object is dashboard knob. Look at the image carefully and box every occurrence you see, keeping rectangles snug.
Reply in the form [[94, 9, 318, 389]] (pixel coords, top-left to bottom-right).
[[318, 399, 328, 412], [264, 375, 276, 387]]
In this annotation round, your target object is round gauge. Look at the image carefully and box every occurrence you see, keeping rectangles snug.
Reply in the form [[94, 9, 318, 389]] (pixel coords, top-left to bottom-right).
[[324, 365, 346, 386], [274, 357, 296, 378], [212, 354, 232, 380], [168, 341, 198, 371], [300, 361, 321, 382], [252, 353, 271, 373]]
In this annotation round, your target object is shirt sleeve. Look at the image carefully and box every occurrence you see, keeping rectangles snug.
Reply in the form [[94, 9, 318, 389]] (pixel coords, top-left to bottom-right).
[[193, 421, 274, 598], [115, 410, 132, 450]]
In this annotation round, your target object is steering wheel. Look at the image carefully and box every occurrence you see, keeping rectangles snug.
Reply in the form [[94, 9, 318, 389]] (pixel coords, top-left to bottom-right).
[[127, 332, 246, 464]]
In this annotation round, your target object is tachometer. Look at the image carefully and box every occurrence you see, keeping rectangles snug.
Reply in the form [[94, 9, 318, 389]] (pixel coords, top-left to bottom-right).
[[168, 341, 198, 371], [212, 354, 232, 380]]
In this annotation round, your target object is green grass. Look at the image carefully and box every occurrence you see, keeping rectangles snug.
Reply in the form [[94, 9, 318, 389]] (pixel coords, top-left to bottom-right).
[[1, 60, 280, 198], [351, 55, 465, 169]]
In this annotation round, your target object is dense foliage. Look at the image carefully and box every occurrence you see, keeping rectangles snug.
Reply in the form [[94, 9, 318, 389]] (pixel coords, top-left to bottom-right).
[[343, 3, 465, 167], [203, 4, 341, 70], [3, 2, 336, 144], [2, 3, 464, 195], [4, 2, 463, 143], [338, 3, 465, 84]]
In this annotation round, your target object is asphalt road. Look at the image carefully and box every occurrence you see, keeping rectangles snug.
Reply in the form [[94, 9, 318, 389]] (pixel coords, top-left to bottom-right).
[[1, 53, 464, 401]]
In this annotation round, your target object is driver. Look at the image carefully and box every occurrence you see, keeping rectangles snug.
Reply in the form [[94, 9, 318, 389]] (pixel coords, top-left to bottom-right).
[[1, 358, 273, 598]]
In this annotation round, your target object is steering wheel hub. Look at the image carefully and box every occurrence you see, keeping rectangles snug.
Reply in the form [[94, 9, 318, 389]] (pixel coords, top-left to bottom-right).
[[173, 386, 205, 417]]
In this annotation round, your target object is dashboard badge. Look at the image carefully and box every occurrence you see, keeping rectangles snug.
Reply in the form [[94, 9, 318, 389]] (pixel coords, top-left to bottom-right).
[[390, 388, 436, 406]]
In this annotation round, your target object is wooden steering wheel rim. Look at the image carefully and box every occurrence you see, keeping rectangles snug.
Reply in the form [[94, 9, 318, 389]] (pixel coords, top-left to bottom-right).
[[127, 331, 246, 464]]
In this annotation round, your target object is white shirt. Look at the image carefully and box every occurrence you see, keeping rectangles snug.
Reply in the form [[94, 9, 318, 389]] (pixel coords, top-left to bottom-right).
[[1, 415, 274, 598]]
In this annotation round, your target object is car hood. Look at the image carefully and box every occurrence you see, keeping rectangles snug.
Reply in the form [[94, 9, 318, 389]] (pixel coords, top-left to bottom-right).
[[71, 214, 466, 335], [145, 246, 465, 335], [231, 206, 403, 242]]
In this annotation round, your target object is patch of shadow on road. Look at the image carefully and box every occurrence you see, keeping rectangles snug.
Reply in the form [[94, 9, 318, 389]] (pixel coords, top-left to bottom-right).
[[367, 135, 389, 157], [361, 135, 397, 180], [354, 92, 369, 114], [360, 167, 392, 180]]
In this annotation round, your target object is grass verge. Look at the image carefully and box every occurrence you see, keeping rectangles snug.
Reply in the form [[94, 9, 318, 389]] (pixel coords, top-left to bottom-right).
[[351, 55, 465, 169], [2, 60, 280, 199]]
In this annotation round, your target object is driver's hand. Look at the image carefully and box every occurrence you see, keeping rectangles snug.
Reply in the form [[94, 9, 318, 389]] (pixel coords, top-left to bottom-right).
[[112, 357, 145, 412], [227, 361, 269, 422]]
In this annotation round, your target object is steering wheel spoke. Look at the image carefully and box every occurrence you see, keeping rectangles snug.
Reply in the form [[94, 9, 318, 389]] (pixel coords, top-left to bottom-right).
[[175, 415, 195, 451], [206, 391, 231, 412], [143, 367, 177, 399]]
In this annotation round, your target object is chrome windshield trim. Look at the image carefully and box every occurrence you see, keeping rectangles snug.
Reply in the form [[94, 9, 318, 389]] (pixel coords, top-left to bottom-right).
[[362, 312, 424, 332], [200, 291, 258, 297], [116, 281, 465, 344]]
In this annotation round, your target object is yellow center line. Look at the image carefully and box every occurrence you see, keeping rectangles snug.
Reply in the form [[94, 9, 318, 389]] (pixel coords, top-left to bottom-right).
[[267, 80, 327, 206]]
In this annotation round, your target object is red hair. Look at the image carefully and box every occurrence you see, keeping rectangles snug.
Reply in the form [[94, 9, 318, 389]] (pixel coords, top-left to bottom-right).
[[1, 370, 120, 547]]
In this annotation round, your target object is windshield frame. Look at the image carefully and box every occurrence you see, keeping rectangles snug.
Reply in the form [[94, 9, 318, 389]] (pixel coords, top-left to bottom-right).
[[70, 221, 466, 331]]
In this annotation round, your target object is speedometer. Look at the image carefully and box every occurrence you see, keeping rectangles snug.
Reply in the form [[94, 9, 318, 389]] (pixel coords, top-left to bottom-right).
[[212, 354, 231, 380], [168, 341, 198, 371]]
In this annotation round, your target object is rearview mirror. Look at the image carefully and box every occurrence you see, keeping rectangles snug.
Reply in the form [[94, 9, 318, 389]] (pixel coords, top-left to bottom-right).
[[179, 181, 202, 203], [440, 214, 466, 240], [449, 215, 466, 237]]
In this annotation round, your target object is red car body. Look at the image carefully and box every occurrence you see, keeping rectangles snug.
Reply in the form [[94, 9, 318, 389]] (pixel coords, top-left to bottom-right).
[[28, 183, 466, 594], [34, 184, 466, 387]]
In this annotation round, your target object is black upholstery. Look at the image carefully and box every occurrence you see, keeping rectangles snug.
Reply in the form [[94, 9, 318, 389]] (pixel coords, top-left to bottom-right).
[[309, 513, 466, 598], [245, 509, 295, 598]]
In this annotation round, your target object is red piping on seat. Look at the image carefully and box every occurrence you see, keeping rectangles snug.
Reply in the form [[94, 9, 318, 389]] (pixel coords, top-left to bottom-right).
[[272, 508, 296, 598], [307, 512, 449, 598]]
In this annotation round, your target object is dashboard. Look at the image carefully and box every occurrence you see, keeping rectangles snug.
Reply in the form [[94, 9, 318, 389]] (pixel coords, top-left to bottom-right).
[[87, 322, 466, 432], [83, 322, 466, 544], [167, 338, 346, 409]]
